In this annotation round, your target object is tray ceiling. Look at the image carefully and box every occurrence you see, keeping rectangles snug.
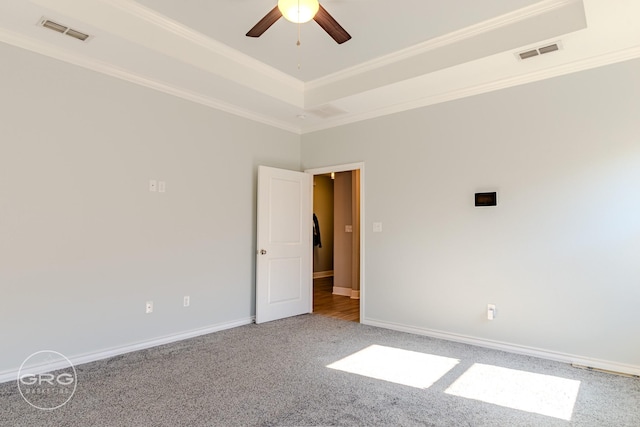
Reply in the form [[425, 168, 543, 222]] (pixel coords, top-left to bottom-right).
[[0, 0, 639, 133]]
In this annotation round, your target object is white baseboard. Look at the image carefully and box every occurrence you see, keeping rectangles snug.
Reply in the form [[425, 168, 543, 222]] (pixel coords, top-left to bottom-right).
[[0, 317, 254, 384], [362, 317, 640, 377], [350, 290, 360, 300], [332, 286, 352, 297], [313, 270, 334, 279]]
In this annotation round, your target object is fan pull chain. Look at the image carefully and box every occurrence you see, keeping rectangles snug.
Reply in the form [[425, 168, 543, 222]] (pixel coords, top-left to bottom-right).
[[297, 22, 301, 70]]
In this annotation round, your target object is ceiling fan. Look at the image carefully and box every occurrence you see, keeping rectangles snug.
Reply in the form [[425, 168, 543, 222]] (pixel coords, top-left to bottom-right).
[[246, 0, 351, 44]]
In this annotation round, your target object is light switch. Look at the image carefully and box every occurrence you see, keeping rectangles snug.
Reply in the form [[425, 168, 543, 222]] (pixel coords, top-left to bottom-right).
[[149, 180, 157, 192], [373, 222, 383, 233], [345, 225, 353, 233], [158, 181, 166, 193], [488, 304, 496, 320]]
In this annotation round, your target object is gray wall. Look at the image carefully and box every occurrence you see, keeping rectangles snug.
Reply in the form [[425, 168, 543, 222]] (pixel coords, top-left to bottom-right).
[[301, 58, 640, 366], [333, 172, 353, 290], [0, 43, 300, 373], [312, 175, 334, 273], [2, 39, 639, 374]]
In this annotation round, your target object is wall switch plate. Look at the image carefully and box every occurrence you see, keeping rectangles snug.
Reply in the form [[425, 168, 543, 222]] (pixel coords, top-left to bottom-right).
[[149, 180, 157, 192], [183, 296, 190, 307], [373, 222, 383, 233], [487, 304, 496, 320], [145, 301, 153, 314], [159, 181, 166, 193]]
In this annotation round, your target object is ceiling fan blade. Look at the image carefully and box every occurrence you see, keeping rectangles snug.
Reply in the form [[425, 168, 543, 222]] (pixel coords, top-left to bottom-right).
[[246, 6, 282, 38], [313, 4, 351, 44]]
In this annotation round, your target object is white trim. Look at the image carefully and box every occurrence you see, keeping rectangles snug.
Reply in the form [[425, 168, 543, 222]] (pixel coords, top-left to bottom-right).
[[9, 0, 637, 136], [27, 0, 302, 105], [0, 28, 301, 135], [301, 44, 640, 134], [306, 162, 365, 321], [362, 317, 640, 377], [0, 317, 254, 384], [305, 163, 365, 175], [305, 0, 578, 89], [107, 0, 303, 93], [3, 13, 639, 135], [313, 270, 334, 279], [350, 290, 360, 300], [106, 0, 304, 96], [332, 286, 352, 297]]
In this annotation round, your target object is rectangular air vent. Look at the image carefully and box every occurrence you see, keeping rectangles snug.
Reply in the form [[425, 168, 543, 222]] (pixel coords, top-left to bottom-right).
[[65, 28, 90, 41], [538, 44, 559, 55], [39, 18, 91, 42], [42, 20, 67, 34], [517, 41, 561, 61]]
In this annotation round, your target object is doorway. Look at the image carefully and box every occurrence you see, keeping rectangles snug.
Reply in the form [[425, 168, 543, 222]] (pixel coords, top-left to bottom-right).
[[306, 163, 364, 323]]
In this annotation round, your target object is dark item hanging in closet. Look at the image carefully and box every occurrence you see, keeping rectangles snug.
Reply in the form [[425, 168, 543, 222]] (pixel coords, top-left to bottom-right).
[[313, 213, 322, 248]]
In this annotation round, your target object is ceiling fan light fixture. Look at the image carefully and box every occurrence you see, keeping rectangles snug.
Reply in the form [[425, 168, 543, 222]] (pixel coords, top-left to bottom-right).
[[278, 0, 319, 24]]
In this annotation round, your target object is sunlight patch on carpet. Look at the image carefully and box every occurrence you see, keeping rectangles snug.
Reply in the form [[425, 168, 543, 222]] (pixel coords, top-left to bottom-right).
[[445, 363, 581, 420], [327, 344, 459, 389]]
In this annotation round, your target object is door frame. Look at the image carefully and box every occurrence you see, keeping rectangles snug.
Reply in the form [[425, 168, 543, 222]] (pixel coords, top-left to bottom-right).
[[305, 162, 365, 322]]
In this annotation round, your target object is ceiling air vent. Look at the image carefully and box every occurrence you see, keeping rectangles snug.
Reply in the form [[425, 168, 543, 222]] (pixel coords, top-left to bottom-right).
[[39, 18, 91, 42], [516, 41, 561, 61]]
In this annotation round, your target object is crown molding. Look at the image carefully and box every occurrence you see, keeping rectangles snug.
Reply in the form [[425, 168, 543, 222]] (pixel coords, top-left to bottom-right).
[[0, 28, 301, 134], [5, 25, 637, 137], [301, 44, 640, 134], [4, 0, 638, 138], [305, 0, 580, 91], [29, 0, 304, 106], [104, 0, 304, 93]]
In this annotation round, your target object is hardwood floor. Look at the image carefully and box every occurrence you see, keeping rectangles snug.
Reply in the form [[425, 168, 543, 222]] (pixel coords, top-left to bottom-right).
[[313, 277, 360, 322]]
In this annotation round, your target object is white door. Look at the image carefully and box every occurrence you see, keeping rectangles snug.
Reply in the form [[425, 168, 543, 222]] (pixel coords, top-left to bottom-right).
[[256, 166, 312, 324]]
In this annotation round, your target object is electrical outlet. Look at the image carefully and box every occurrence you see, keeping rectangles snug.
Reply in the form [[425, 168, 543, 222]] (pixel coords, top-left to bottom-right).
[[146, 301, 153, 314], [183, 296, 190, 307]]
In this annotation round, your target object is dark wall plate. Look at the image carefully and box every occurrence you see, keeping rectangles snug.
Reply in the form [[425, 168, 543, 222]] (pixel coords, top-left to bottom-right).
[[475, 192, 497, 207]]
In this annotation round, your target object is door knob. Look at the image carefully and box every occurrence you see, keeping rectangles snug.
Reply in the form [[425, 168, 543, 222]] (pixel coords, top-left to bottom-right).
[[260, 249, 267, 255]]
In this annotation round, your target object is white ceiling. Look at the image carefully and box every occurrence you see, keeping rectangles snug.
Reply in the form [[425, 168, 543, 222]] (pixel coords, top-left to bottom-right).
[[1, 0, 639, 134]]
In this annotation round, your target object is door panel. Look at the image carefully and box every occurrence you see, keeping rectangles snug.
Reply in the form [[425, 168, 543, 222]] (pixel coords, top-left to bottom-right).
[[256, 166, 312, 324], [268, 257, 302, 303]]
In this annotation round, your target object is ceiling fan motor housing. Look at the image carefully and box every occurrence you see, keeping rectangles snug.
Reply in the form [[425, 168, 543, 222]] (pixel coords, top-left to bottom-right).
[[247, 1, 351, 44], [278, 0, 320, 23]]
